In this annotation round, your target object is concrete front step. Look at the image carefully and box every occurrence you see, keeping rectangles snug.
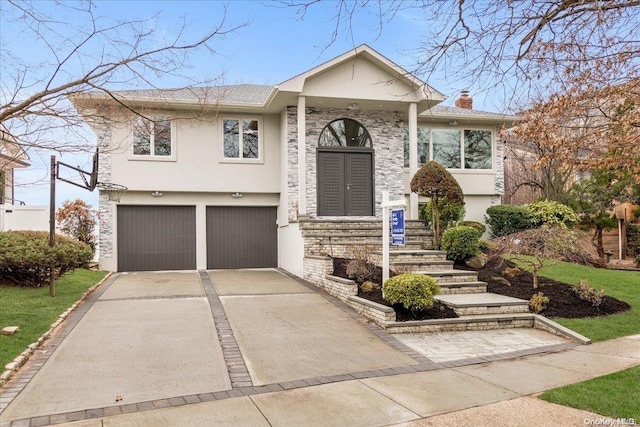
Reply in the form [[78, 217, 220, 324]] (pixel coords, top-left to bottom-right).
[[436, 293, 530, 316], [373, 250, 447, 262], [439, 281, 488, 294]]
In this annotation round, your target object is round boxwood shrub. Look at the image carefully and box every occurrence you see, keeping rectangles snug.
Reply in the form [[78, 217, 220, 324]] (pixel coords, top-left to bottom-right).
[[0, 231, 93, 287], [527, 200, 579, 228], [382, 273, 440, 311], [441, 226, 482, 262], [458, 220, 486, 235], [485, 204, 533, 237]]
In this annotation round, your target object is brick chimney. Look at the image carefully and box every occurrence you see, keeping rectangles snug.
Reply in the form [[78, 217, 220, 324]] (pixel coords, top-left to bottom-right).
[[455, 90, 473, 109]]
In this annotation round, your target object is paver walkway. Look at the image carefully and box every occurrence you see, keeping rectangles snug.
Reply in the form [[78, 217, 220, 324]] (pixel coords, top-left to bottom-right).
[[2, 269, 638, 427]]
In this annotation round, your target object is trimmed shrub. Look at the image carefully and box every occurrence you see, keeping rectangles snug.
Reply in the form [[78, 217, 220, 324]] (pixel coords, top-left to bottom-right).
[[441, 226, 481, 262], [485, 204, 533, 237], [383, 273, 440, 311], [527, 200, 579, 228], [458, 220, 486, 235], [529, 292, 549, 313], [572, 279, 604, 307], [410, 161, 464, 249], [0, 231, 92, 287]]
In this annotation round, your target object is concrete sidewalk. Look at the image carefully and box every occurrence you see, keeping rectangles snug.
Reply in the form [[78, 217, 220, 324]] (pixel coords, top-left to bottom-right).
[[32, 335, 640, 427], [1, 269, 638, 427]]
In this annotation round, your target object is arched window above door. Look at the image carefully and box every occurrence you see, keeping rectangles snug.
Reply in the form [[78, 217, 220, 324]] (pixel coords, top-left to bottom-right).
[[319, 118, 372, 148]]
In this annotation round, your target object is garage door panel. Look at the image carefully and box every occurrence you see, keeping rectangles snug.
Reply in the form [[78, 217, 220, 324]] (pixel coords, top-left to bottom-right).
[[118, 206, 196, 271], [206, 207, 277, 269]]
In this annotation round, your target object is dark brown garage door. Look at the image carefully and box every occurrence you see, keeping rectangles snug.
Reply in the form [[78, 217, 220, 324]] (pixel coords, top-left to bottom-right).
[[206, 206, 277, 269], [117, 205, 196, 271]]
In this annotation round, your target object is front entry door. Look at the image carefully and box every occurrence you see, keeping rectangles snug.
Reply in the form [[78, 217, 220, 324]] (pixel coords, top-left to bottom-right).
[[317, 150, 374, 216]]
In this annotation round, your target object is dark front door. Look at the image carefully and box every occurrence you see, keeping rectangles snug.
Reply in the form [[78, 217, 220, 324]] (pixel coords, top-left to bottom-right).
[[317, 150, 374, 216]]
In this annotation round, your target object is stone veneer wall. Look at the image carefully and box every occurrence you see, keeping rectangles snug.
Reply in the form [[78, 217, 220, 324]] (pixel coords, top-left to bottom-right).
[[287, 107, 405, 220], [94, 118, 114, 258], [493, 135, 505, 197], [286, 107, 298, 222]]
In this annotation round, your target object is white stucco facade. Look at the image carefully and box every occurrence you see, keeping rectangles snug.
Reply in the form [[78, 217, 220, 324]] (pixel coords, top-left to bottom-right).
[[72, 45, 518, 272]]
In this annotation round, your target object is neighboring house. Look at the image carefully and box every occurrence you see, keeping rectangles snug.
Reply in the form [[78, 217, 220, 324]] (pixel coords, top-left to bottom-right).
[[0, 126, 49, 231], [0, 125, 30, 205], [71, 45, 518, 273]]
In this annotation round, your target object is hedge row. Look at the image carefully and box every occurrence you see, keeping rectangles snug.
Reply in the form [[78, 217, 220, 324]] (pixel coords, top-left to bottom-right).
[[0, 231, 93, 287], [485, 200, 579, 237]]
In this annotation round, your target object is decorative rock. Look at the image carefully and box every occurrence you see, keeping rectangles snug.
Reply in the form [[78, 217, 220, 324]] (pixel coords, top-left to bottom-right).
[[1, 370, 12, 380], [1, 326, 20, 336], [5, 362, 17, 371], [465, 253, 487, 269], [489, 276, 511, 286]]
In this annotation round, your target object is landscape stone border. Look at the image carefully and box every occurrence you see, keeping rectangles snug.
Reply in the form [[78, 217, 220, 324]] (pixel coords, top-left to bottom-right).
[[0, 269, 578, 427]]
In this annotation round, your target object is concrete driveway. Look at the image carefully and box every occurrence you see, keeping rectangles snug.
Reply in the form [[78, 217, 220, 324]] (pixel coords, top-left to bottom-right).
[[209, 269, 418, 385], [1, 272, 230, 421]]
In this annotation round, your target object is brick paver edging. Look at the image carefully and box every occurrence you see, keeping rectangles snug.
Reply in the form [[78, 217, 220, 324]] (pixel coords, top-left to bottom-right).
[[198, 271, 254, 388]]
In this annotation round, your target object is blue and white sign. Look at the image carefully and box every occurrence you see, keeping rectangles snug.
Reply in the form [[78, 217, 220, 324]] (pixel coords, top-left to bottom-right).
[[392, 235, 405, 246], [391, 208, 405, 246]]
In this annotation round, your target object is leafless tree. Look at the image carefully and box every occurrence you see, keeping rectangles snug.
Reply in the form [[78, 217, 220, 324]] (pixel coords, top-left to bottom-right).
[[0, 0, 244, 166], [287, 0, 640, 177]]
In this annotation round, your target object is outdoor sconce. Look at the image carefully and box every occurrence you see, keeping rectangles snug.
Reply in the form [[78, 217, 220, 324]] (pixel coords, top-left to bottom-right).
[[151, 191, 163, 197], [448, 120, 459, 126], [231, 192, 243, 198]]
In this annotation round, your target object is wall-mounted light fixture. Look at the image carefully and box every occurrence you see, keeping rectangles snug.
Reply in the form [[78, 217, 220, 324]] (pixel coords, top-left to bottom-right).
[[231, 192, 243, 199], [347, 103, 359, 111], [448, 120, 459, 126], [151, 191, 163, 197]]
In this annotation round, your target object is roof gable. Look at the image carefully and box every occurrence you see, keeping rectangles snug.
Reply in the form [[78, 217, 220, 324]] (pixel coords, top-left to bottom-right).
[[278, 45, 444, 103]]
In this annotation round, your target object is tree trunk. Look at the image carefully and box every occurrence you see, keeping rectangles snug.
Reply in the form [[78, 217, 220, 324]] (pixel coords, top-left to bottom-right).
[[432, 205, 441, 250], [532, 265, 539, 289], [594, 227, 605, 260]]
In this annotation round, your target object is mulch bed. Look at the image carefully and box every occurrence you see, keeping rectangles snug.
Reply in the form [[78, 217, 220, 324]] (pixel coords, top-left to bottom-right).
[[333, 256, 631, 320], [455, 257, 631, 318], [332, 258, 458, 321]]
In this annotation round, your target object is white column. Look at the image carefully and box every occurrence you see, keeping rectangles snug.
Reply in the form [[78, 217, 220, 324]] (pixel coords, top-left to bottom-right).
[[297, 96, 307, 216], [408, 102, 419, 220], [195, 203, 207, 270], [382, 191, 390, 284]]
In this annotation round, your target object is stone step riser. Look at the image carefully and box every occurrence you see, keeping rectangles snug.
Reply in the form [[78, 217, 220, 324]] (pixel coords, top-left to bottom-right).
[[439, 284, 488, 295], [386, 318, 535, 334], [427, 274, 479, 284], [447, 305, 530, 316], [393, 263, 455, 272]]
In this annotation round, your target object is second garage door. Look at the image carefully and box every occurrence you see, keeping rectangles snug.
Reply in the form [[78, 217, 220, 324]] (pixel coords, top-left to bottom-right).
[[206, 206, 277, 269]]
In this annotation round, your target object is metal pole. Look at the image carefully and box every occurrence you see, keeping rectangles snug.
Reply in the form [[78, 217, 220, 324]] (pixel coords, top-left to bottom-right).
[[49, 155, 56, 297], [382, 191, 390, 285]]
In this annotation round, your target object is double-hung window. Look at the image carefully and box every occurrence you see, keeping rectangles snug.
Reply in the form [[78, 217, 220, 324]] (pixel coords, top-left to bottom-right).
[[222, 117, 262, 161], [132, 116, 173, 158]]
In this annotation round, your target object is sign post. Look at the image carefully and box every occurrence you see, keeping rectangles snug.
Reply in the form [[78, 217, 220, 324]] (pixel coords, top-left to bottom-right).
[[381, 191, 406, 285]]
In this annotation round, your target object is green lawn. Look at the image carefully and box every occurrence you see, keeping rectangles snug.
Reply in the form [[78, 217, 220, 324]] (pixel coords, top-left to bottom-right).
[[0, 269, 108, 369], [513, 259, 640, 342], [540, 365, 640, 419]]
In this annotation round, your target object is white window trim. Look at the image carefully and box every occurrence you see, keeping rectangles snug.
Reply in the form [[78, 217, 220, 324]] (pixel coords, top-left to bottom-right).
[[130, 116, 177, 162], [403, 126, 495, 172], [220, 116, 264, 164]]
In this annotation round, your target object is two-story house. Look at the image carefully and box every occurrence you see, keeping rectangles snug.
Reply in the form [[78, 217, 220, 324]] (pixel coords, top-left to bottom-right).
[[71, 45, 517, 273]]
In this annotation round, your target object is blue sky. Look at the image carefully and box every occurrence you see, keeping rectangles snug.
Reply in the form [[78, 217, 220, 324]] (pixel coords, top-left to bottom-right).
[[3, 1, 498, 207]]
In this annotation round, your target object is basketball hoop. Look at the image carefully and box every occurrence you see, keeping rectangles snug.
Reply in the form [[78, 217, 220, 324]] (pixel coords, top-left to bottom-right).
[[96, 182, 128, 203]]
